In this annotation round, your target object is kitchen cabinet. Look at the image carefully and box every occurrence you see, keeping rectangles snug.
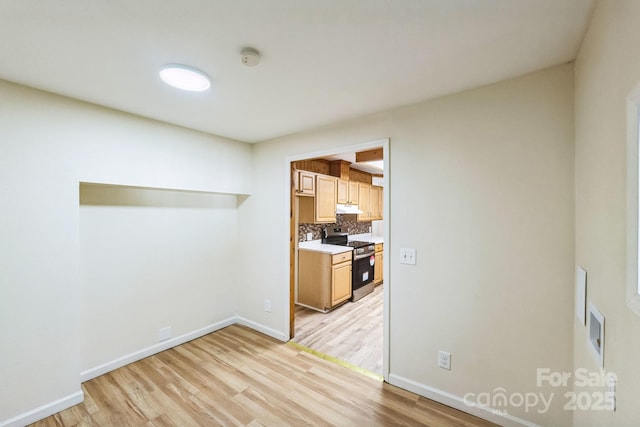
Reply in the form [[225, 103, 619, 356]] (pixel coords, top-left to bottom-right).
[[337, 179, 360, 205], [357, 183, 371, 221], [296, 170, 316, 196], [370, 185, 383, 220], [298, 174, 337, 223], [298, 249, 352, 311], [356, 184, 383, 221], [374, 243, 383, 286]]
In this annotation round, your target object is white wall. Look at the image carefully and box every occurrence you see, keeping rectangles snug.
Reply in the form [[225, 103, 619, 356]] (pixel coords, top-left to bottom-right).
[[79, 185, 238, 375], [237, 64, 575, 426], [573, 1, 640, 425], [0, 80, 251, 425], [0, 53, 586, 427]]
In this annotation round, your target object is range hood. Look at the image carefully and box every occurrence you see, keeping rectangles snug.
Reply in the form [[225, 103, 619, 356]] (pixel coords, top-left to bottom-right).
[[336, 204, 363, 215]]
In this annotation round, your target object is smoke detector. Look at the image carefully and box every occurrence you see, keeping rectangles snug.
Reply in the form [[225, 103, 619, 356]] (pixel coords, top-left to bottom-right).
[[241, 48, 260, 67]]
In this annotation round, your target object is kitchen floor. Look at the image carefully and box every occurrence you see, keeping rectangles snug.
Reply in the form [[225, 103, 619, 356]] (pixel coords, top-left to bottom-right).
[[293, 284, 383, 374]]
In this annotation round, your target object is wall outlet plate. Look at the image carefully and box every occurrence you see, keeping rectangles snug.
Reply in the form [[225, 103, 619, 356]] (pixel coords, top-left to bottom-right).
[[439, 351, 451, 370], [264, 299, 272, 312], [158, 326, 172, 342]]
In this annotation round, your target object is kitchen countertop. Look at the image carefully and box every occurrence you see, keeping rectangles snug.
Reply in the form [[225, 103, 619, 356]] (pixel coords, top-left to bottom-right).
[[298, 234, 384, 254], [298, 240, 353, 255]]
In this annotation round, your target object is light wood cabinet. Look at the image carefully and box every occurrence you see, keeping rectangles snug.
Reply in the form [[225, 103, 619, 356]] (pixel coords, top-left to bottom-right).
[[332, 260, 352, 305], [298, 249, 352, 311], [356, 183, 383, 221], [349, 181, 359, 205], [298, 174, 337, 223], [337, 179, 360, 205], [374, 243, 383, 286], [296, 169, 380, 223], [337, 179, 348, 204], [357, 183, 371, 221], [370, 185, 383, 220], [297, 171, 315, 196]]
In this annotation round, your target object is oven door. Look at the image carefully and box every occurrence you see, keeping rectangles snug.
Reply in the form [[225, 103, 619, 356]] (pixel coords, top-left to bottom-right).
[[352, 253, 374, 291]]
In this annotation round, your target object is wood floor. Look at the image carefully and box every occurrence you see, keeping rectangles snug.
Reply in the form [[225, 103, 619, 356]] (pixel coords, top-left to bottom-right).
[[30, 324, 497, 427], [293, 284, 383, 375]]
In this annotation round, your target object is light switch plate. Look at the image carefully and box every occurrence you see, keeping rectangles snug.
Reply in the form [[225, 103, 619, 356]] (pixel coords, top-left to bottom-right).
[[400, 248, 417, 265]]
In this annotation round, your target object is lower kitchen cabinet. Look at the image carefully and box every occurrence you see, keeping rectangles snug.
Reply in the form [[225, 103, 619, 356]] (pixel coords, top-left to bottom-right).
[[298, 249, 352, 311], [374, 243, 383, 286]]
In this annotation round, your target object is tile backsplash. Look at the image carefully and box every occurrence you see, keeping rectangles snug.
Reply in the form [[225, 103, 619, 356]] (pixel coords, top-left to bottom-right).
[[299, 215, 372, 242]]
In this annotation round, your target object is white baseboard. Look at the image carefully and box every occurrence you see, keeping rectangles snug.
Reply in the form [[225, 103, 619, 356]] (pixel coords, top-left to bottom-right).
[[80, 316, 236, 382], [0, 391, 84, 427], [4, 317, 286, 427], [388, 374, 539, 427], [235, 316, 288, 341]]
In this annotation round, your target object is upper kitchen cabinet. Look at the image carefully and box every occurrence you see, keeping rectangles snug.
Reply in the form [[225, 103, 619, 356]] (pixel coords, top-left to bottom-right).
[[337, 179, 359, 205], [371, 185, 383, 220], [299, 174, 337, 223], [296, 170, 316, 196], [357, 183, 371, 221], [357, 183, 383, 221]]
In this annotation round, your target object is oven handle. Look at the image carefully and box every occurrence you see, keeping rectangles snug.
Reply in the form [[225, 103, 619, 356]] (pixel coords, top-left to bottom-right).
[[354, 252, 375, 261]]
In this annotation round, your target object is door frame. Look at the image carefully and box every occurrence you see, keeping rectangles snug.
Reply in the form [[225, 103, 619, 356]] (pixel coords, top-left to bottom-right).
[[285, 137, 390, 381]]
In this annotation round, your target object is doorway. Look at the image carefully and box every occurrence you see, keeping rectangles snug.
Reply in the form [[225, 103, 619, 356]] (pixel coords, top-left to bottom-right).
[[287, 139, 389, 380]]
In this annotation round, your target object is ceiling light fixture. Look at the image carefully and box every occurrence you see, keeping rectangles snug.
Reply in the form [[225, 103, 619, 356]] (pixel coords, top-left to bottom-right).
[[159, 64, 211, 92]]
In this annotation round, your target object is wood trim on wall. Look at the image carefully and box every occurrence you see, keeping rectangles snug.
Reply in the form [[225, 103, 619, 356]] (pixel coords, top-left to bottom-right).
[[292, 159, 331, 175], [290, 163, 296, 338], [349, 168, 373, 184], [355, 148, 383, 163]]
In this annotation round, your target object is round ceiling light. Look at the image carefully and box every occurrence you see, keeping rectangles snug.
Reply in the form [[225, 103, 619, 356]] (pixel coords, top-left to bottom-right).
[[159, 64, 211, 92]]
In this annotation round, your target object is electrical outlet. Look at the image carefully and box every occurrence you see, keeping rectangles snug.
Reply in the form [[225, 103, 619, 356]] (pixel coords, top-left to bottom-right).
[[306, 232, 313, 241], [438, 351, 451, 370], [400, 248, 417, 265], [158, 326, 172, 342], [264, 299, 271, 312]]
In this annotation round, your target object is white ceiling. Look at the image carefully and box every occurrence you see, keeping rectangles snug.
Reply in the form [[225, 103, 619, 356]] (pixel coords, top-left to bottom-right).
[[0, 0, 595, 143]]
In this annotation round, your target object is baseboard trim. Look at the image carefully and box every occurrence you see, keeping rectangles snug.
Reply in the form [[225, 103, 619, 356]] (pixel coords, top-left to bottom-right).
[[3, 316, 284, 427], [80, 317, 236, 382], [387, 374, 539, 427], [0, 391, 84, 427], [235, 316, 288, 341]]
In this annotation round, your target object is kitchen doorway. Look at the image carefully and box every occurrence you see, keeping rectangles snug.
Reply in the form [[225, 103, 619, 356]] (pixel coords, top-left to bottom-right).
[[288, 139, 389, 380]]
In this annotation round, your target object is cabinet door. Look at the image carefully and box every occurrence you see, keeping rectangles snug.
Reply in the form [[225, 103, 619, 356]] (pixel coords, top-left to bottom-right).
[[348, 181, 359, 205], [298, 171, 315, 196], [357, 183, 371, 221], [374, 251, 383, 285], [378, 185, 383, 219], [370, 186, 381, 220], [337, 179, 349, 204], [332, 261, 352, 306], [315, 175, 337, 222]]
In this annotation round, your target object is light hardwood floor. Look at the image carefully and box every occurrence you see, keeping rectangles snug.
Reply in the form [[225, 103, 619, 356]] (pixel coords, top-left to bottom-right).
[[30, 324, 497, 426], [294, 284, 383, 374]]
